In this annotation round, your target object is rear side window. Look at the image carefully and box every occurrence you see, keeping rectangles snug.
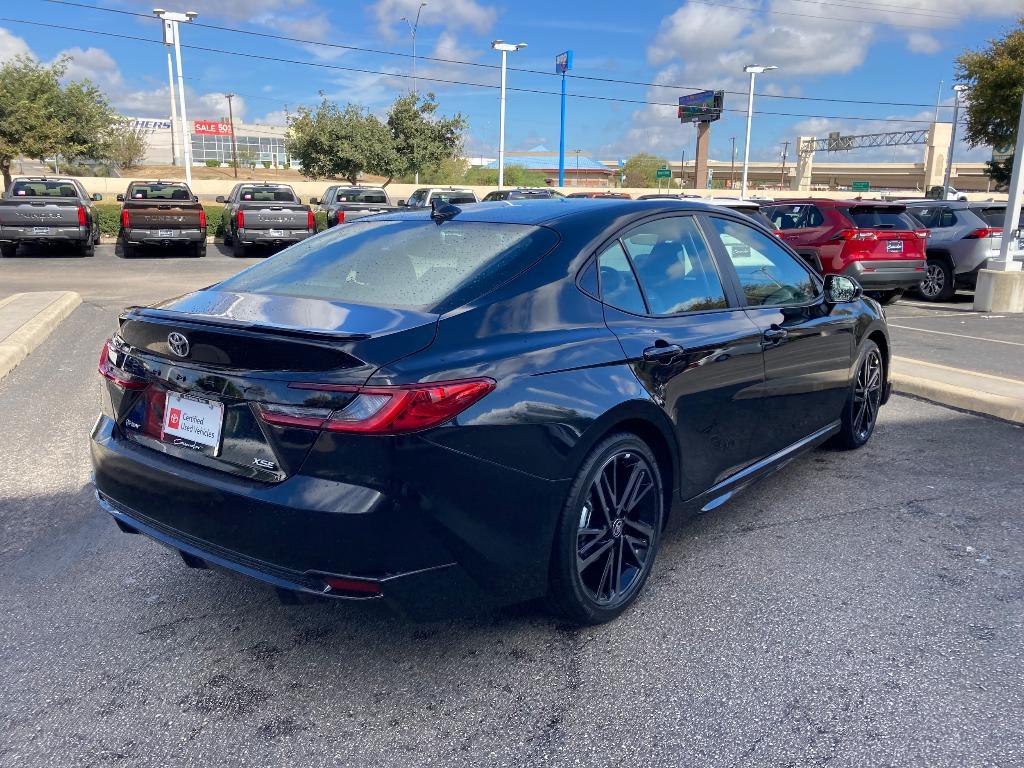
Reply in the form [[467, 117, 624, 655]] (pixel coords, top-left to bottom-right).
[[435, 193, 477, 205], [709, 217, 818, 307], [975, 207, 1024, 227], [622, 217, 728, 314], [769, 205, 805, 230], [736, 208, 778, 230], [846, 207, 917, 230], [336, 189, 388, 204], [127, 183, 191, 200], [598, 242, 647, 315], [239, 186, 297, 202], [217, 220, 557, 312], [10, 180, 79, 197]]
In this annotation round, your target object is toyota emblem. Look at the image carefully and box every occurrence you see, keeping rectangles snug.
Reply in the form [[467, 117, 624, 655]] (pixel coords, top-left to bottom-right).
[[167, 332, 190, 358]]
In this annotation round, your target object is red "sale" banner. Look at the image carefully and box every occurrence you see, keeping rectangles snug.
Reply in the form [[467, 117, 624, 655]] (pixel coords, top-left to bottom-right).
[[193, 120, 233, 135]]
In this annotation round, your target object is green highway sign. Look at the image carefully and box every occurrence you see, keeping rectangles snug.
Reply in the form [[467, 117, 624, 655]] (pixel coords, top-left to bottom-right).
[[852, 181, 870, 192], [656, 168, 672, 179]]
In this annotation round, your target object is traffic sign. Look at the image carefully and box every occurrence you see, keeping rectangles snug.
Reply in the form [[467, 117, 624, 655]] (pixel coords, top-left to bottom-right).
[[656, 168, 672, 179], [852, 181, 870, 192]]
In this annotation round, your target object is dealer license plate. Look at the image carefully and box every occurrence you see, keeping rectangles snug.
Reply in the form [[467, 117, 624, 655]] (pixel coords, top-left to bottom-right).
[[268, 229, 285, 237], [885, 239, 903, 253], [158, 229, 174, 238], [32, 227, 50, 235], [162, 392, 224, 455]]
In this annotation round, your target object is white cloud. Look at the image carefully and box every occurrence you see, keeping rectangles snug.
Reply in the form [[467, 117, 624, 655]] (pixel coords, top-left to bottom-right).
[[369, 0, 496, 38], [907, 32, 942, 54], [0, 27, 31, 64]]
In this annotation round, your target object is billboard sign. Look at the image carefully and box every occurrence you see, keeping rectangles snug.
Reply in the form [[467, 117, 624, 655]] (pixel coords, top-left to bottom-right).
[[128, 118, 172, 132], [555, 50, 573, 74], [678, 90, 724, 123], [194, 120, 233, 136]]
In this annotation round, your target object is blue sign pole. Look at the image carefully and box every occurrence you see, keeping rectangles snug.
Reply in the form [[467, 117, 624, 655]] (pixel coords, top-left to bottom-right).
[[556, 51, 572, 187]]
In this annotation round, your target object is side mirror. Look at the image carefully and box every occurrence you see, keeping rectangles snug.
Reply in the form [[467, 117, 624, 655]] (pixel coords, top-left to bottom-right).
[[823, 274, 862, 304], [309, 197, 319, 205], [397, 199, 407, 207], [215, 195, 225, 203], [91, 193, 103, 201], [116, 193, 124, 202], [193, 195, 199, 203]]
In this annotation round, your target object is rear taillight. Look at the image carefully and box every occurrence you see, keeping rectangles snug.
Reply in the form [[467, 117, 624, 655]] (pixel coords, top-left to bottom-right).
[[914, 229, 929, 239], [237, 210, 244, 228], [77, 206, 87, 227], [98, 338, 147, 390], [307, 209, 316, 230], [121, 209, 130, 228], [965, 227, 1002, 239], [321, 576, 382, 597], [256, 378, 495, 435], [199, 208, 207, 229], [337, 210, 345, 225], [771, 229, 783, 238], [833, 229, 877, 241]]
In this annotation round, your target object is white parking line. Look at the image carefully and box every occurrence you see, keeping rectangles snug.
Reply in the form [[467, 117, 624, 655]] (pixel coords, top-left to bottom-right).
[[887, 324, 1024, 347], [889, 311, 985, 319]]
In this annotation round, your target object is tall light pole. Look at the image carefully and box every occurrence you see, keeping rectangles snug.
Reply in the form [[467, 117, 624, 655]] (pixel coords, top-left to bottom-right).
[[401, 2, 426, 184], [740, 64, 778, 199], [943, 84, 968, 199], [556, 51, 573, 188], [992, 81, 1024, 273], [165, 46, 178, 165], [154, 8, 198, 187], [225, 93, 239, 178], [730, 136, 736, 188], [491, 40, 527, 190]]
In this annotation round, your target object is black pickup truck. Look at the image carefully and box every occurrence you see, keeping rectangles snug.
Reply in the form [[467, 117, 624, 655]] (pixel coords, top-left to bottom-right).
[[0, 177, 102, 257], [117, 181, 207, 258], [217, 183, 315, 257], [310, 186, 401, 227]]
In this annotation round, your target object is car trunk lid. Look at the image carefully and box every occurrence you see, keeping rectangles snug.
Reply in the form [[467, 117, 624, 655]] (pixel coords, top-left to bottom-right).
[[239, 203, 310, 231], [123, 201, 204, 230], [840, 205, 928, 260], [0, 198, 82, 227]]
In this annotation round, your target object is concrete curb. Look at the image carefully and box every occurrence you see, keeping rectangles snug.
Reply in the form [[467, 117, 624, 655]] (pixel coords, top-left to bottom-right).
[[891, 363, 1024, 425], [0, 292, 82, 381]]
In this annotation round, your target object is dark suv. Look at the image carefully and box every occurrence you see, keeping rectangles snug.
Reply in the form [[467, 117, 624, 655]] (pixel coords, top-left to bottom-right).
[[766, 200, 928, 304]]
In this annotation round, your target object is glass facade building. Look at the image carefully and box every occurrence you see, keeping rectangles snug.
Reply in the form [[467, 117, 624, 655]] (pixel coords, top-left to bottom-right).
[[190, 133, 289, 166]]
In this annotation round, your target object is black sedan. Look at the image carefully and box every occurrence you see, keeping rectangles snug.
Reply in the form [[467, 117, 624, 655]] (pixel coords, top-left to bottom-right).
[[92, 199, 890, 624]]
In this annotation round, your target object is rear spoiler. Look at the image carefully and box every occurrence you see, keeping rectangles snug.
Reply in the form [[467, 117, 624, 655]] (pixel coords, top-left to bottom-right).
[[121, 306, 371, 342]]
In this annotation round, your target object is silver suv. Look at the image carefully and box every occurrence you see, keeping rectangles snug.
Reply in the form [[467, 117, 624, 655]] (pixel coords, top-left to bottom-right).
[[400, 188, 478, 208], [906, 201, 1024, 301]]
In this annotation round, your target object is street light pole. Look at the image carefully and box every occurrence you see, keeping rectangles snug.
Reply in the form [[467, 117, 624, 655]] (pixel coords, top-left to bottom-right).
[[225, 93, 239, 178], [154, 8, 198, 188], [491, 40, 527, 190], [730, 136, 736, 188], [992, 81, 1024, 272], [165, 46, 178, 165], [574, 149, 582, 187], [401, 3, 426, 184], [741, 64, 778, 199], [943, 85, 967, 199]]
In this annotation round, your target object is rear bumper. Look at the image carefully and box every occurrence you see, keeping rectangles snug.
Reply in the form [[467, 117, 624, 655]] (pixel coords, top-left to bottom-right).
[[90, 414, 565, 617], [842, 259, 926, 290], [0, 225, 89, 244], [125, 229, 205, 245], [237, 228, 313, 245]]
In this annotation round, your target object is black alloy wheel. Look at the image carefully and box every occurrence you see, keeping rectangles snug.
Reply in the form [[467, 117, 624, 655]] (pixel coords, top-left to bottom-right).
[[919, 258, 955, 301], [831, 340, 883, 449], [549, 433, 664, 624]]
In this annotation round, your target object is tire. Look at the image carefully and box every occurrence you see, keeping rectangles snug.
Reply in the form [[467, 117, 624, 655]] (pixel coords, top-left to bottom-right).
[[918, 258, 955, 301], [79, 239, 95, 257], [231, 238, 246, 258], [120, 241, 135, 259], [829, 340, 884, 450], [548, 433, 665, 625], [192, 242, 206, 258], [0, 244, 15, 258], [874, 290, 902, 306], [223, 229, 233, 247]]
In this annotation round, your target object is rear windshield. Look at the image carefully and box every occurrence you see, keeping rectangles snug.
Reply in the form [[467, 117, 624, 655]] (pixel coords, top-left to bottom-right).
[[216, 220, 558, 312], [10, 180, 79, 197], [846, 207, 918, 230], [975, 207, 1024, 227], [239, 186, 297, 203], [335, 188, 388, 204], [127, 183, 191, 200], [435, 193, 477, 205]]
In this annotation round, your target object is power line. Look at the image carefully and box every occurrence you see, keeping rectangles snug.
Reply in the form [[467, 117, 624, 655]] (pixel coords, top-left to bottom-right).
[[684, 0, 959, 30], [36, 0, 949, 110], [774, 0, 958, 21], [0, 15, 941, 126]]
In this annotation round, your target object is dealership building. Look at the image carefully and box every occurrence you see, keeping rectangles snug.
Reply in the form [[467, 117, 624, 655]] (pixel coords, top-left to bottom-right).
[[126, 117, 291, 167]]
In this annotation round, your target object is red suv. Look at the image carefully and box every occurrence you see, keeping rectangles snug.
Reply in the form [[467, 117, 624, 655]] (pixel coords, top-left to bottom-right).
[[765, 200, 927, 304]]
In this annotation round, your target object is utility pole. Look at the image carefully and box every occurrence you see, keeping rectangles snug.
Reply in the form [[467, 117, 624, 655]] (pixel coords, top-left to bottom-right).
[[779, 140, 789, 187], [574, 149, 582, 187], [225, 93, 239, 178], [730, 136, 736, 188], [680, 148, 686, 190]]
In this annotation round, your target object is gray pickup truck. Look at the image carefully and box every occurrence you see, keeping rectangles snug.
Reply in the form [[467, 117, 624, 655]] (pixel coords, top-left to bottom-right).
[[310, 186, 401, 227], [217, 183, 315, 257], [0, 177, 102, 257]]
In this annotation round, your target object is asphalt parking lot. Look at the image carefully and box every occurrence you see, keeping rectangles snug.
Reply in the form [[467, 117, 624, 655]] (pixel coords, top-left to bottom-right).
[[1, 248, 1022, 766]]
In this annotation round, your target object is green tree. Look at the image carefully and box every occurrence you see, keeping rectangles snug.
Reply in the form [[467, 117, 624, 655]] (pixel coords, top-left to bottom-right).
[[105, 120, 149, 170], [387, 93, 467, 182], [464, 164, 549, 187], [0, 55, 116, 189], [287, 99, 398, 184], [419, 156, 469, 185], [956, 18, 1024, 186], [621, 153, 665, 188]]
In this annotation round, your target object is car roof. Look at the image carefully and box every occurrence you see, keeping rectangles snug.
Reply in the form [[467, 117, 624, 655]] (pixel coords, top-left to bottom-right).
[[772, 198, 906, 209], [370, 198, 750, 226]]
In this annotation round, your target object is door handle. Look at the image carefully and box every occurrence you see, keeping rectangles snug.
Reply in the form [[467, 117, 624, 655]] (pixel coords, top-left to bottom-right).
[[643, 343, 684, 362], [762, 326, 788, 344]]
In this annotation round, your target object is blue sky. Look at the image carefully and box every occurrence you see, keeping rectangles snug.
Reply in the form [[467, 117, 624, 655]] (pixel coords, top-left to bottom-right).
[[1, 0, 1021, 163]]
